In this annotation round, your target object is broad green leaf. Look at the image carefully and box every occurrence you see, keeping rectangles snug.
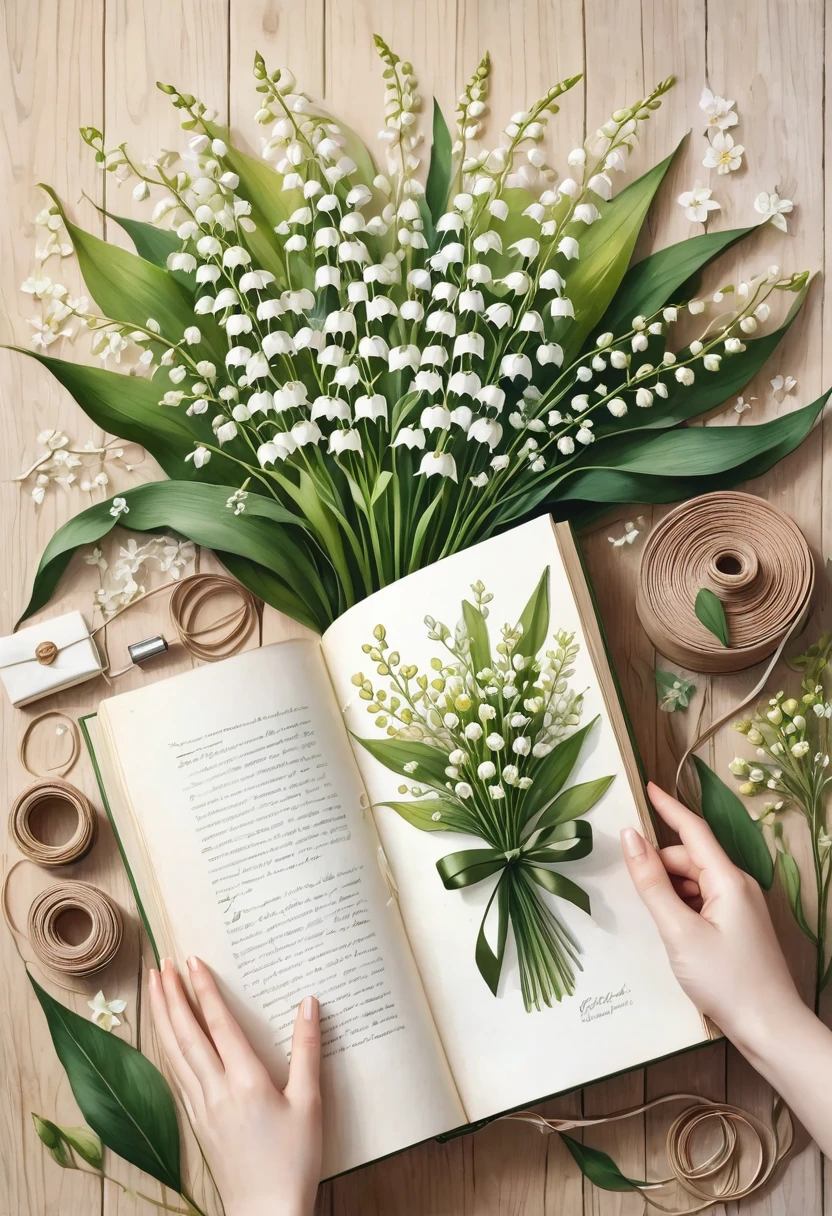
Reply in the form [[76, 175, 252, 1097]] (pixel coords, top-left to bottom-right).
[[514, 567, 550, 662], [88, 200, 194, 289], [352, 735, 451, 789], [596, 226, 754, 338], [217, 552, 334, 633], [18, 481, 331, 632], [694, 587, 729, 646], [426, 99, 453, 226], [777, 850, 817, 942], [461, 599, 491, 675], [533, 775, 615, 832], [5, 347, 240, 485], [39, 186, 222, 359], [692, 756, 774, 889], [519, 717, 600, 826], [556, 143, 681, 362], [29, 974, 181, 1193], [377, 798, 474, 834], [560, 1133, 645, 1191]]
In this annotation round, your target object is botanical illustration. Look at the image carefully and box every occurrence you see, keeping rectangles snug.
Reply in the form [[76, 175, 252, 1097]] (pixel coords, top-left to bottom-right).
[[11, 39, 827, 633], [353, 568, 614, 1011]]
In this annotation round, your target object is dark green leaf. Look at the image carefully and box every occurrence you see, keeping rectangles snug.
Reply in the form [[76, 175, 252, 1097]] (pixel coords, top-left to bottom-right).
[[352, 735, 451, 789], [777, 850, 817, 942], [461, 599, 491, 675], [560, 1133, 645, 1191], [426, 99, 453, 226], [597, 226, 754, 338], [694, 587, 729, 646], [39, 186, 222, 359], [692, 756, 774, 889], [532, 775, 615, 832], [17, 481, 330, 633], [91, 202, 194, 290], [520, 717, 600, 826], [29, 974, 181, 1192]]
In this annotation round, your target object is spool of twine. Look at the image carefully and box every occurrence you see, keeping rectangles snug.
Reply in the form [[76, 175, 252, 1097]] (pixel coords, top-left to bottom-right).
[[9, 780, 96, 866], [27, 881, 123, 977], [637, 492, 814, 674]]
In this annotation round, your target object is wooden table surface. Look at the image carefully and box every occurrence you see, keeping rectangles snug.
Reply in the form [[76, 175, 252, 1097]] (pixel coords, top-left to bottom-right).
[[1, 1, 828, 1212]]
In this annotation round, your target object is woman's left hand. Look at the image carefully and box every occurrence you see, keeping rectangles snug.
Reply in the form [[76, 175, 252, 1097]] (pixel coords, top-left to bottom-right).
[[148, 957, 322, 1216]]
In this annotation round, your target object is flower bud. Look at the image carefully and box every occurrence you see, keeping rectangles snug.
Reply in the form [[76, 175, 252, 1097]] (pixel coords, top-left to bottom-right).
[[738, 782, 758, 797]]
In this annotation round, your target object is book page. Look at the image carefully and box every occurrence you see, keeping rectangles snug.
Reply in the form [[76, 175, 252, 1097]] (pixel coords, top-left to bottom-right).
[[97, 642, 463, 1176], [322, 516, 708, 1122]]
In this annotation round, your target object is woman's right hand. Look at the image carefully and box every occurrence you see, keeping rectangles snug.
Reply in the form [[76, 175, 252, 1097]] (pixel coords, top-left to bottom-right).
[[620, 781, 803, 1050]]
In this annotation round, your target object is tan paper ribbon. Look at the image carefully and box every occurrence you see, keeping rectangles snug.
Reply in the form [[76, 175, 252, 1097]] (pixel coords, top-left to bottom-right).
[[637, 492, 814, 675], [504, 1091, 794, 1213]]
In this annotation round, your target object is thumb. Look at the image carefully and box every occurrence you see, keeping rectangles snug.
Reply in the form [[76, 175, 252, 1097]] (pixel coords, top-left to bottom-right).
[[621, 827, 695, 942], [285, 996, 321, 1109]]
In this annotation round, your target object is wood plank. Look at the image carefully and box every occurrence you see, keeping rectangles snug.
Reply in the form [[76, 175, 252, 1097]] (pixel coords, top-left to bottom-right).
[[703, 3, 825, 1216]]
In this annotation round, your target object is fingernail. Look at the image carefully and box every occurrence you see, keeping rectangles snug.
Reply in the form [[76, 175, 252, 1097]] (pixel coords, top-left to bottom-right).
[[160, 957, 168, 972], [621, 827, 646, 860], [303, 995, 318, 1021], [147, 968, 158, 988], [187, 956, 199, 972]]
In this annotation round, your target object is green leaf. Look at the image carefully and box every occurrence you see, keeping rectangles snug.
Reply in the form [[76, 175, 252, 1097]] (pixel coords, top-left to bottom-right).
[[557, 144, 680, 362], [377, 798, 474, 834], [692, 756, 774, 889], [32, 1114, 74, 1168], [29, 974, 181, 1193], [85, 196, 195, 289], [461, 599, 491, 675], [514, 567, 550, 662], [5, 347, 240, 485], [560, 1133, 645, 1191], [597, 226, 754, 338], [532, 775, 615, 833], [520, 717, 600, 826], [352, 735, 451, 790], [694, 587, 729, 646], [777, 850, 817, 943], [426, 99, 453, 226], [39, 186, 222, 359], [18, 482, 331, 633]]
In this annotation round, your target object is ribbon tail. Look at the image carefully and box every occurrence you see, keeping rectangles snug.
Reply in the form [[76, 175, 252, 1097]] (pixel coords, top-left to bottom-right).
[[526, 866, 591, 917], [475, 871, 510, 996]]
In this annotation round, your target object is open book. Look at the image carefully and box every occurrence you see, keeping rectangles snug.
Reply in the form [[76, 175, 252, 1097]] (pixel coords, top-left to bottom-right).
[[82, 516, 713, 1179]]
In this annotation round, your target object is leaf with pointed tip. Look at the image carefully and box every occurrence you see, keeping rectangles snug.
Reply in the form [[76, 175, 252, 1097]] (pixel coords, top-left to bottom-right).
[[39, 186, 222, 359], [692, 756, 774, 889], [694, 587, 729, 646], [3, 348, 240, 485], [560, 1133, 645, 1191], [88, 199, 194, 289], [17, 481, 332, 633], [426, 99, 453, 226], [29, 974, 181, 1193]]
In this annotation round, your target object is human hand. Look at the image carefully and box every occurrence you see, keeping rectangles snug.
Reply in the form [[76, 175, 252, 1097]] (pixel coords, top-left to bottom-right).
[[148, 958, 321, 1216], [620, 782, 803, 1050]]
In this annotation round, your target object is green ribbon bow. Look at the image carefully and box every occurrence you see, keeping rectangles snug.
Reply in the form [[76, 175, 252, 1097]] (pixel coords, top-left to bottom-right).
[[435, 820, 593, 996]]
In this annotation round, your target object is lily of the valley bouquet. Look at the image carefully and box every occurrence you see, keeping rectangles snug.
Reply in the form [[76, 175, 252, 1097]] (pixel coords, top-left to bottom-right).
[[12, 38, 827, 631]]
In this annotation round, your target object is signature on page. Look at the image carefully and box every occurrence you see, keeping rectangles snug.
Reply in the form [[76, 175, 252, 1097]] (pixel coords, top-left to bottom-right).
[[579, 985, 634, 1023]]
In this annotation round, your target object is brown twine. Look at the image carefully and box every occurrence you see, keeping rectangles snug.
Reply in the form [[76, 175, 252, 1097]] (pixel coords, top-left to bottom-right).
[[26, 880, 122, 977], [637, 492, 814, 675], [94, 572, 263, 676], [504, 1091, 794, 1214], [18, 711, 81, 778], [9, 779, 96, 866]]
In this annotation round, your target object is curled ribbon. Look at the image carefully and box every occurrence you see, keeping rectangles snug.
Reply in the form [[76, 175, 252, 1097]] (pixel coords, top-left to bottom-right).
[[436, 819, 592, 994]]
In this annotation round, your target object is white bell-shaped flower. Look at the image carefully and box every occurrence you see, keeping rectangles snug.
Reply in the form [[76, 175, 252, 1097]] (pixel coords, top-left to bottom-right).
[[418, 450, 458, 481], [499, 353, 532, 381]]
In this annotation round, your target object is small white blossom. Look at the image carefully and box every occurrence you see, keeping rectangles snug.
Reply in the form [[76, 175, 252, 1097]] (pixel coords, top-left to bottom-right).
[[678, 181, 721, 224]]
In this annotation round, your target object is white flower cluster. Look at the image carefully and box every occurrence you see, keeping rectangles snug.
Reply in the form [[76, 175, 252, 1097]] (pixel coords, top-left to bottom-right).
[[700, 86, 744, 175], [84, 535, 195, 619], [16, 428, 137, 508]]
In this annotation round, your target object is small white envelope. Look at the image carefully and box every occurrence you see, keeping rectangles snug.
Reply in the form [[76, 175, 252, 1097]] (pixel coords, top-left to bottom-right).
[[0, 611, 103, 707]]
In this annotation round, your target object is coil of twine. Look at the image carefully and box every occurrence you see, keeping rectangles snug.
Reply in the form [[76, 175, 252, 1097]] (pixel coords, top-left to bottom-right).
[[27, 880, 122, 977], [9, 779, 96, 866], [637, 492, 814, 674]]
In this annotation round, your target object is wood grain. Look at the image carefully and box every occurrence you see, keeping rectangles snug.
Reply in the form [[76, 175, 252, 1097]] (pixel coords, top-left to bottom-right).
[[0, 3, 828, 1215]]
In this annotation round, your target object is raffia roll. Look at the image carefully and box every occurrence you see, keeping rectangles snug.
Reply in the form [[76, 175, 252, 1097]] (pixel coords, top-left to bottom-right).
[[636, 491, 814, 674]]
